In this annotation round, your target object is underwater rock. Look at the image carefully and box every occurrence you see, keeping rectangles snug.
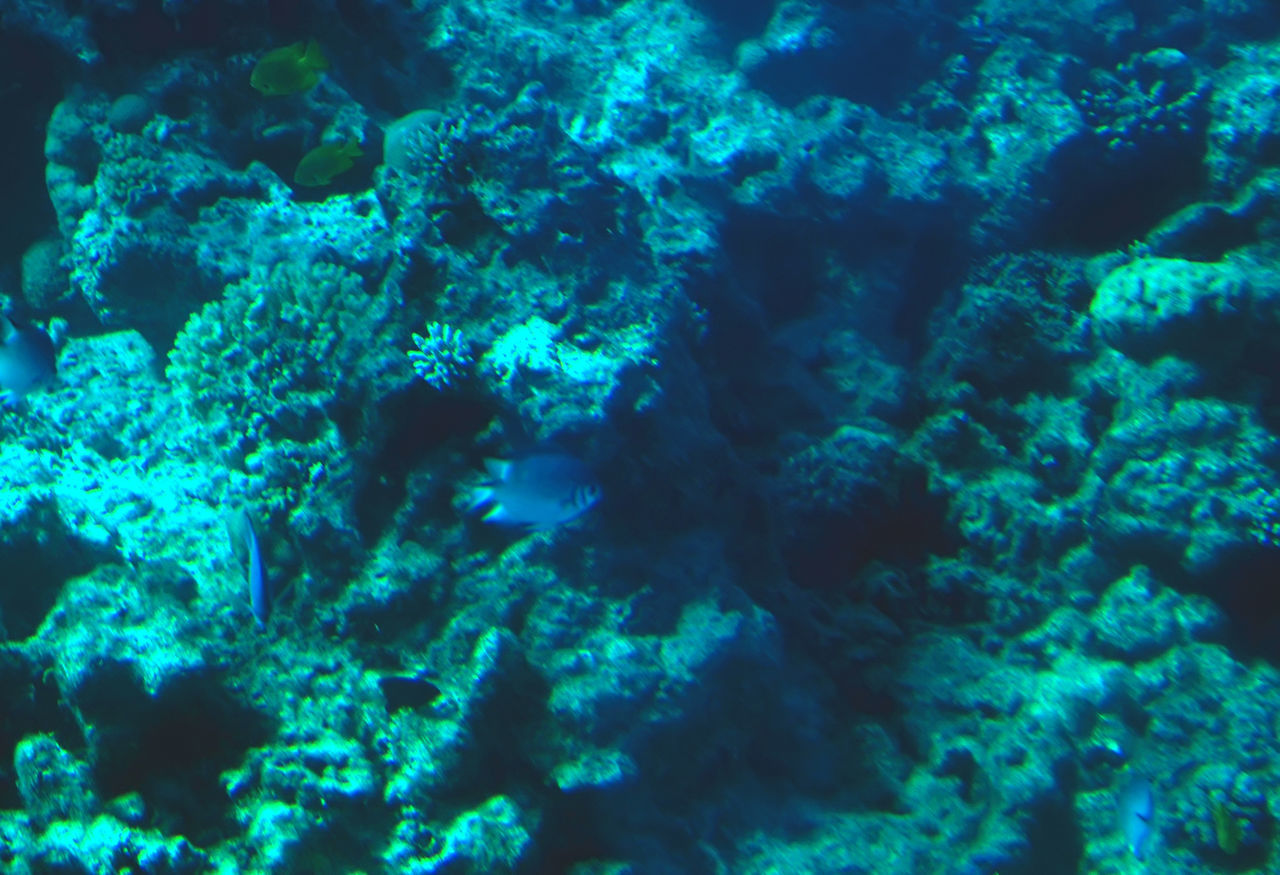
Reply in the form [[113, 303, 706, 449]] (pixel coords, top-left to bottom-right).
[[1090, 256, 1258, 360], [106, 93, 152, 134], [19, 237, 70, 310], [14, 734, 97, 828]]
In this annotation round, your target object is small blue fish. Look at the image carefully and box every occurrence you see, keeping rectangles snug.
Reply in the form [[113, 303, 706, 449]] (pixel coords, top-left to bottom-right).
[[0, 315, 56, 404], [1118, 776, 1155, 860], [468, 454, 601, 529], [227, 510, 270, 628]]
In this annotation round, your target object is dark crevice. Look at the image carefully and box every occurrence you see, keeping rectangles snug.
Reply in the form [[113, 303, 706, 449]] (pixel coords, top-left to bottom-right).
[[353, 385, 492, 544], [0, 648, 85, 810], [1182, 545, 1280, 665], [1036, 131, 1208, 251], [722, 210, 826, 325], [0, 33, 63, 268], [89, 0, 229, 64], [781, 468, 956, 592], [0, 519, 113, 643], [76, 664, 273, 846], [1017, 778, 1085, 875]]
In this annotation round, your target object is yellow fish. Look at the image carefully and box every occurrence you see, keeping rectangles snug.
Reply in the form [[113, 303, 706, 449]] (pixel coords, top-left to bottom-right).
[[294, 139, 363, 187], [251, 40, 329, 96]]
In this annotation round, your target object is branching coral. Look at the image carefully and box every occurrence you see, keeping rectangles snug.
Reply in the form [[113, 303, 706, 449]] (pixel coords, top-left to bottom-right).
[[169, 261, 399, 455], [408, 321, 473, 390], [167, 260, 410, 578]]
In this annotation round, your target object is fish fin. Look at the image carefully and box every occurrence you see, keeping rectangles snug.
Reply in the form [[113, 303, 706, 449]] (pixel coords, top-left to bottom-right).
[[343, 140, 363, 158], [304, 40, 329, 71], [482, 503, 512, 523], [483, 458, 512, 481], [466, 486, 494, 512]]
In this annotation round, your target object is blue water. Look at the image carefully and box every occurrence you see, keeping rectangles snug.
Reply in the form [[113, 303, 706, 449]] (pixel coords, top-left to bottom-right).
[[0, 1, 1278, 872]]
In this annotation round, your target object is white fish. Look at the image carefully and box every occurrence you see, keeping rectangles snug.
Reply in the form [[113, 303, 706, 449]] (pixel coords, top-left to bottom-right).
[[468, 453, 601, 530]]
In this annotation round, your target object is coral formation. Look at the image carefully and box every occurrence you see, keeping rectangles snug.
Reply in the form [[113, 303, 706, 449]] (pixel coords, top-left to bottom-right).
[[4, 0, 1280, 873], [408, 322, 473, 390]]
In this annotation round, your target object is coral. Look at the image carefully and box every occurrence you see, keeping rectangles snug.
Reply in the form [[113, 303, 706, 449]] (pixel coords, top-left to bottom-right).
[[1076, 49, 1208, 157], [378, 84, 634, 272], [167, 260, 411, 580], [13, 734, 97, 828], [408, 322, 473, 390], [46, 104, 285, 344], [1089, 568, 1192, 661], [168, 261, 398, 456], [1089, 256, 1262, 360], [1207, 44, 1280, 192], [20, 237, 69, 310], [427, 795, 534, 874], [479, 312, 661, 439], [20, 816, 207, 874], [44, 86, 394, 348], [1078, 347, 1280, 573], [924, 254, 1086, 400], [226, 729, 378, 870]]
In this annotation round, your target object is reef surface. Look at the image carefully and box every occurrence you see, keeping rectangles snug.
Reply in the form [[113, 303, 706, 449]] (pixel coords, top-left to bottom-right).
[[1, 0, 1280, 873]]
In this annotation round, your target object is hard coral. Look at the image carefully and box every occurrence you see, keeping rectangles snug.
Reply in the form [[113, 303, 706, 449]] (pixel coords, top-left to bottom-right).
[[408, 321, 473, 390], [168, 261, 399, 455], [167, 260, 411, 580]]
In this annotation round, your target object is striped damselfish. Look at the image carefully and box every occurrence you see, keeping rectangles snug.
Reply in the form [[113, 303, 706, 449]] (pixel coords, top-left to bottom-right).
[[468, 453, 600, 530]]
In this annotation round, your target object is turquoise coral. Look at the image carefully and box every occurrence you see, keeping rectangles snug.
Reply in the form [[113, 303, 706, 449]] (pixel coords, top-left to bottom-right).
[[167, 260, 412, 584], [408, 321, 473, 390]]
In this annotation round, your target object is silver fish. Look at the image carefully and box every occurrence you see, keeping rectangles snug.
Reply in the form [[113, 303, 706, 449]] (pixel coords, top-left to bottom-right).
[[0, 315, 56, 404], [468, 454, 601, 530], [227, 510, 270, 628], [1118, 776, 1155, 860]]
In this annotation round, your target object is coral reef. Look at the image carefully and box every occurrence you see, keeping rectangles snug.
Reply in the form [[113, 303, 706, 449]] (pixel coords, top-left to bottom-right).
[[4, 0, 1280, 873]]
